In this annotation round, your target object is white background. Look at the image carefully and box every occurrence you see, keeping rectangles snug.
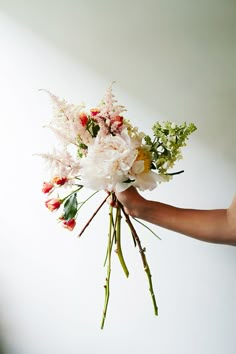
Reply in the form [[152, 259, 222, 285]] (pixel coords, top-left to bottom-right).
[[0, 1, 235, 353]]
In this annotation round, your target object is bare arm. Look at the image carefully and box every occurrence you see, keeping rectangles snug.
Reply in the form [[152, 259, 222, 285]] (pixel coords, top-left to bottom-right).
[[116, 187, 236, 246]]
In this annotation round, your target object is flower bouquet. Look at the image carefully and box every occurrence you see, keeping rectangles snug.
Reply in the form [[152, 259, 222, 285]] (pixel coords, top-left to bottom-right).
[[38, 84, 196, 328]]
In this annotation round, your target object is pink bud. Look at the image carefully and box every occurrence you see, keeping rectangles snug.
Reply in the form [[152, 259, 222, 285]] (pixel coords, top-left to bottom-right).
[[79, 112, 88, 127], [45, 198, 61, 211], [111, 115, 123, 128], [62, 218, 76, 231], [42, 182, 54, 194], [52, 176, 68, 186], [90, 108, 100, 116]]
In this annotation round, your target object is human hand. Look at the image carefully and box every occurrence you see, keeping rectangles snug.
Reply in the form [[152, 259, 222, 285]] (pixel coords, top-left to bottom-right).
[[115, 186, 146, 218]]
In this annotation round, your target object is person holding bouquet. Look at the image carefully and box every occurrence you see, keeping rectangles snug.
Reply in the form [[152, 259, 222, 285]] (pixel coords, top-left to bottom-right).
[[115, 187, 236, 246]]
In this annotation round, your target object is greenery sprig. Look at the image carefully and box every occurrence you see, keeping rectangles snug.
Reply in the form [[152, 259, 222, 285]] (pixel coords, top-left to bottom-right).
[[145, 122, 197, 174]]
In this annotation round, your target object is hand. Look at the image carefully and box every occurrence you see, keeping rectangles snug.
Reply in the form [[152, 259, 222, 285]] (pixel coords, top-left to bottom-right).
[[115, 186, 146, 217]]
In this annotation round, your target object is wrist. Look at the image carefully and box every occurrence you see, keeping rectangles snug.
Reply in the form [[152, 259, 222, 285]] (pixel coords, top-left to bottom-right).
[[131, 197, 149, 219]]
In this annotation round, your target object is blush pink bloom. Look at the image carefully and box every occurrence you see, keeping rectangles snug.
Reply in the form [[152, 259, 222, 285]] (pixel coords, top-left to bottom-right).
[[45, 198, 61, 211], [62, 218, 76, 231], [79, 128, 139, 192], [42, 182, 54, 193]]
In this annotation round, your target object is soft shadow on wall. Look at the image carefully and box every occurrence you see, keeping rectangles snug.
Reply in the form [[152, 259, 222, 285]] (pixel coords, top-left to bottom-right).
[[0, 341, 7, 354], [0, 326, 7, 354], [0, 0, 236, 162], [0, 3, 235, 354]]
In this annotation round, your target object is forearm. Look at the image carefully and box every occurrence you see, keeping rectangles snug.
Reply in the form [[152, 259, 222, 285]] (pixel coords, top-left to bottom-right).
[[135, 200, 236, 245], [116, 188, 236, 246]]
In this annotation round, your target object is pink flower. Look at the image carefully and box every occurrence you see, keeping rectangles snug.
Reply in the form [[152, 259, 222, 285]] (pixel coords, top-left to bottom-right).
[[111, 115, 123, 128], [45, 198, 61, 211], [62, 218, 76, 231], [90, 108, 100, 116], [79, 112, 88, 127], [52, 176, 68, 185], [42, 182, 54, 194]]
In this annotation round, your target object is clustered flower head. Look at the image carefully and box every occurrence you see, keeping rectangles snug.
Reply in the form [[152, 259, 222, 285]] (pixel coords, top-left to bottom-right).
[[145, 121, 197, 174]]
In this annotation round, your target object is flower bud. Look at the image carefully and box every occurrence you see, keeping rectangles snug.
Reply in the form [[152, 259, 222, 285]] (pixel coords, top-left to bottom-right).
[[42, 182, 54, 194], [79, 112, 88, 127], [62, 218, 76, 231], [52, 176, 68, 185], [90, 108, 100, 116], [111, 115, 123, 128], [45, 198, 61, 211]]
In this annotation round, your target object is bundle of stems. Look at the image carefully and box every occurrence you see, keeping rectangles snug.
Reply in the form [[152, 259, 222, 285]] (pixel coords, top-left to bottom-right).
[[78, 192, 158, 329]]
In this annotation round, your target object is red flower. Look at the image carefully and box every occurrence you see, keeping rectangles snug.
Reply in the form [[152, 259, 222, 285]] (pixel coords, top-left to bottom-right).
[[90, 108, 100, 116], [111, 115, 123, 128], [52, 176, 68, 185], [62, 218, 76, 231], [42, 182, 54, 194], [45, 198, 61, 211], [79, 112, 88, 127]]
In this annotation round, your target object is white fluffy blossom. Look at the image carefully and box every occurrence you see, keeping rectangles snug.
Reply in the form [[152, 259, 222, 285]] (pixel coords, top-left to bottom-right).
[[97, 82, 126, 120], [79, 129, 139, 192], [42, 89, 90, 147], [37, 148, 80, 179]]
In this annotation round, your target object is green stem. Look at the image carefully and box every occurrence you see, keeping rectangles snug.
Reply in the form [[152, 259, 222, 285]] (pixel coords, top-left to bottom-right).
[[76, 190, 99, 214], [60, 186, 83, 203], [120, 204, 158, 316], [103, 206, 114, 267], [132, 217, 162, 240], [115, 205, 129, 278], [166, 170, 184, 176], [101, 206, 114, 329]]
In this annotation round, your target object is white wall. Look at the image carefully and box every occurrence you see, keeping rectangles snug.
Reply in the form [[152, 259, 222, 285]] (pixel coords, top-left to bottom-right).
[[0, 4, 235, 354]]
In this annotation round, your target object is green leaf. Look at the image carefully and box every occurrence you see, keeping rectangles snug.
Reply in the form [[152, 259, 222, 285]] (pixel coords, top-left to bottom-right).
[[144, 135, 152, 145], [87, 119, 100, 137], [123, 178, 135, 184], [79, 142, 88, 150], [150, 162, 156, 170], [63, 193, 78, 221], [92, 124, 100, 137]]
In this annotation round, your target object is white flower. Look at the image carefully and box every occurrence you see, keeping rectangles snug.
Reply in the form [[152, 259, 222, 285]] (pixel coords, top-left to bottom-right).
[[132, 171, 159, 191], [132, 171, 169, 191], [42, 90, 90, 147], [98, 83, 126, 120], [37, 148, 80, 180], [131, 160, 145, 174], [79, 129, 139, 192]]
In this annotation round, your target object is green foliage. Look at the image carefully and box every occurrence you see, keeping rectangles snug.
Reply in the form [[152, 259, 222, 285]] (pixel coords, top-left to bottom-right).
[[123, 178, 135, 183], [77, 142, 88, 158], [87, 119, 100, 137], [144, 122, 197, 174], [63, 193, 78, 221]]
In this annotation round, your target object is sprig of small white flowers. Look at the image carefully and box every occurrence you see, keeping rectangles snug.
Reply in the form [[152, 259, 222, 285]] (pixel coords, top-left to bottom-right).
[[145, 121, 196, 174], [38, 84, 196, 329]]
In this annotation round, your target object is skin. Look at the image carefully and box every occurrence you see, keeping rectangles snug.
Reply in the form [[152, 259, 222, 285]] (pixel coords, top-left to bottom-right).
[[115, 187, 236, 246]]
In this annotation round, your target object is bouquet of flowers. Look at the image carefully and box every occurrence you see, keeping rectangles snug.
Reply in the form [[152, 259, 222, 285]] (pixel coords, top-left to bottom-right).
[[38, 84, 196, 328]]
